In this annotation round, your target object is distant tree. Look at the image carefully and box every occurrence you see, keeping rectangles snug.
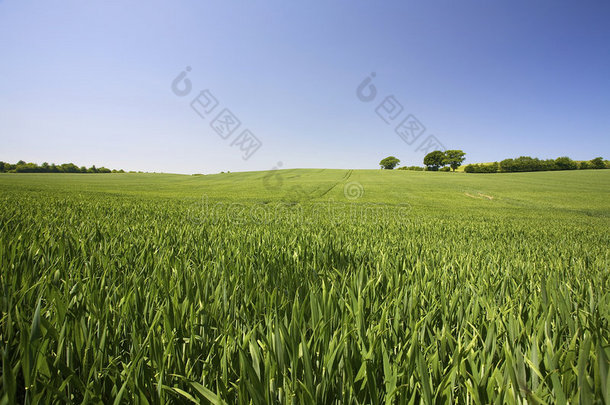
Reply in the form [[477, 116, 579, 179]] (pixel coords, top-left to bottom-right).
[[397, 166, 425, 171], [499, 158, 515, 172], [15, 161, 38, 173], [464, 163, 500, 173], [500, 156, 548, 172], [474, 155, 607, 173], [554, 156, 577, 170], [423, 151, 445, 171], [379, 156, 400, 170], [61, 163, 79, 173], [541, 159, 558, 171], [16, 162, 37, 173], [590, 157, 605, 169], [0, 162, 5, 172], [443, 150, 466, 171]]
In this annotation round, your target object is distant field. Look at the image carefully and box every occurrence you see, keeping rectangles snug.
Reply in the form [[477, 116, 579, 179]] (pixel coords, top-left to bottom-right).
[[1, 168, 609, 207], [1, 170, 609, 403]]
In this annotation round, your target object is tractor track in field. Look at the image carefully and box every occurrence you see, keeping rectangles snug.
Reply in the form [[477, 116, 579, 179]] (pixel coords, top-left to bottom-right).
[[317, 170, 354, 198]]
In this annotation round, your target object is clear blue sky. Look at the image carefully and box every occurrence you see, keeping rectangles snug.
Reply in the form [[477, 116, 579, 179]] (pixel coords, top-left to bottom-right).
[[1, 1, 609, 174]]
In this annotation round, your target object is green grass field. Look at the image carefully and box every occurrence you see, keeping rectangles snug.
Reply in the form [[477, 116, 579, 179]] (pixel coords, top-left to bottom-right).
[[1, 169, 609, 403]]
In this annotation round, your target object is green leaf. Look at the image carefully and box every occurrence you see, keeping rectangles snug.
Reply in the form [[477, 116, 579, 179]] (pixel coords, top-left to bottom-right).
[[30, 299, 42, 343], [187, 381, 225, 405]]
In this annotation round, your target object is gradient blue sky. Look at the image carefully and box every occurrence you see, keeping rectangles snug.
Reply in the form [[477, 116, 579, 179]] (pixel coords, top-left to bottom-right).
[[1, 1, 609, 174]]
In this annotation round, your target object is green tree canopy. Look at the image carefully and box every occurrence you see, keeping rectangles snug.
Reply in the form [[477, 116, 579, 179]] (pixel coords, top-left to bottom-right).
[[554, 156, 577, 170], [423, 151, 445, 171], [590, 157, 605, 169], [379, 156, 400, 170], [443, 150, 466, 171], [0, 160, 123, 174]]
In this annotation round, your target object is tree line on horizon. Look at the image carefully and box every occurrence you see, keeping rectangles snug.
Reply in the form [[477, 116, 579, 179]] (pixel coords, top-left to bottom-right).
[[381, 152, 609, 173], [380, 150, 466, 171], [464, 156, 608, 173], [0, 160, 124, 174]]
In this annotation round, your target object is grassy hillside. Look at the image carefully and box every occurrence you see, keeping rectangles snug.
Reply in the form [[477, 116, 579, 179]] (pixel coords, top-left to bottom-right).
[[2, 168, 608, 214], [0, 170, 609, 403]]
